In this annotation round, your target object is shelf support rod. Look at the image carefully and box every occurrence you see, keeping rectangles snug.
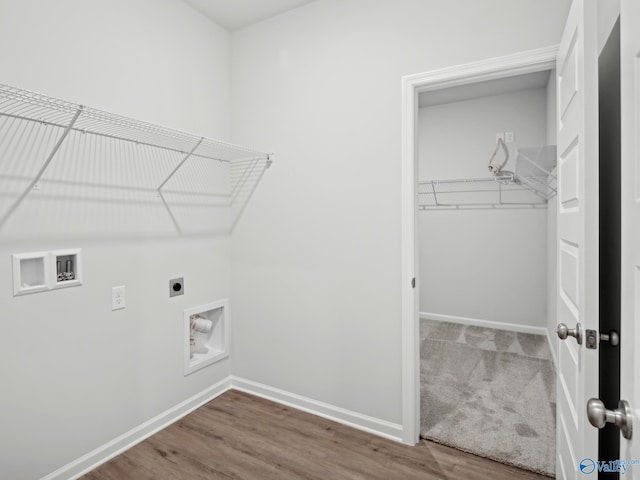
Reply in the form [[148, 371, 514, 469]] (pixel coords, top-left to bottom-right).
[[430, 182, 439, 206], [157, 137, 203, 192], [0, 106, 83, 230]]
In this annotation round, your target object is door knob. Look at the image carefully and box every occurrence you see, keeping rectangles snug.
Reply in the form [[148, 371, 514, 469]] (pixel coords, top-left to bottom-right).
[[586, 398, 633, 439], [600, 330, 620, 347], [557, 322, 582, 345]]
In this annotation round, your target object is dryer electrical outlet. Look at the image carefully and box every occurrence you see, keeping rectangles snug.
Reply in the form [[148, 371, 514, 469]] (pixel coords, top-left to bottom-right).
[[169, 277, 184, 297]]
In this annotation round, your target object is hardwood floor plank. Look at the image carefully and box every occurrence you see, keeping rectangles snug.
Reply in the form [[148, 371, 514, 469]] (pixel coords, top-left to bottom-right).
[[204, 392, 435, 478], [82, 390, 552, 480], [191, 394, 420, 479], [153, 418, 301, 479], [81, 452, 158, 480]]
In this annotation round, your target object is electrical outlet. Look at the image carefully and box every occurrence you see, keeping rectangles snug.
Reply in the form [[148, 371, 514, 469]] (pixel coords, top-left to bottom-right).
[[495, 132, 505, 143], [112, 285, 126, 310], [505, 131, 515, 143], [169, 277, 184, 297]]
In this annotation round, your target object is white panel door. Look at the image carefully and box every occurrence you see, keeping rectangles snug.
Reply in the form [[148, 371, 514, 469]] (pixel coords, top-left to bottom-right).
[[555, 0, 599, 478], [620, 0, 640, 473]]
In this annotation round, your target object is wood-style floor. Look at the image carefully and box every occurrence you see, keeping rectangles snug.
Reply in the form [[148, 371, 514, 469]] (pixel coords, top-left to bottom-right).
[[82, 390, 551, 480]]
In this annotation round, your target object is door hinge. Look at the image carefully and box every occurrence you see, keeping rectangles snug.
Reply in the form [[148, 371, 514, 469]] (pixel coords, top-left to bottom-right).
[[412, 277, 416, 289]]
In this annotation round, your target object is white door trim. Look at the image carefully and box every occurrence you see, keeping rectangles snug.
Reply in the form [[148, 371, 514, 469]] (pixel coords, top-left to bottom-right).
[[400, 45, 559, 444]]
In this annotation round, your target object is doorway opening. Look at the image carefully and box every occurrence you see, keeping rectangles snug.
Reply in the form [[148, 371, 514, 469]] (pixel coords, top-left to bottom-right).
[[417, 69, 557, 475], [400, 46, 559, 473]]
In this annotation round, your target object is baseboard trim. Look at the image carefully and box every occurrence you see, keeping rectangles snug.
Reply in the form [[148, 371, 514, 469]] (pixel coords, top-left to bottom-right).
[[43, 376, 232, 480], [420, 312, 548, 336], [230, 376, 404, 443]]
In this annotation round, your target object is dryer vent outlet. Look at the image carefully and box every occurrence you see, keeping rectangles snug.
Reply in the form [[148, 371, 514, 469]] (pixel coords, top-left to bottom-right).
[[170, 277, 184, 297]]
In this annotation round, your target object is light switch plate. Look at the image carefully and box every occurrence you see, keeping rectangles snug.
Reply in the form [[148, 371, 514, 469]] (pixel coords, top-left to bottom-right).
[[112, 285, 126, 310]]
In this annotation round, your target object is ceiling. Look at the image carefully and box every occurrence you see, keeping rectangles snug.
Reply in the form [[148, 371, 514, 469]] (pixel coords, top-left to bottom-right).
[[418, 70, 552, 108], [181, 0, 316, 30]]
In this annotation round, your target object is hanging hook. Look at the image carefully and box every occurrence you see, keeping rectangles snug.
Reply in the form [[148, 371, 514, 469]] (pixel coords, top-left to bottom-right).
[[488, 137, 509, 175]]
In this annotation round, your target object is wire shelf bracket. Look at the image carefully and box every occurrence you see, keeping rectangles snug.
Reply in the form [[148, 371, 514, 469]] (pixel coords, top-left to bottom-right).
[[0, 105, 83, 229]]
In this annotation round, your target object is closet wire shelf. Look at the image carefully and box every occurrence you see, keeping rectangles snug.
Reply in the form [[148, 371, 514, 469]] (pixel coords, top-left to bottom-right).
[[419, 145, 557, 210], [0, 83, 272, 231]]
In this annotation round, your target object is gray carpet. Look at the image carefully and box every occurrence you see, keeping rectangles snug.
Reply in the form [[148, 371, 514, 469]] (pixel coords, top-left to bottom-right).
[[420, 318, 556, 476]]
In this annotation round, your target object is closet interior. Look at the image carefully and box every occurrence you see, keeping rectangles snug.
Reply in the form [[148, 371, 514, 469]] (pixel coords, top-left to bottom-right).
[[417, 70, 558, 476]]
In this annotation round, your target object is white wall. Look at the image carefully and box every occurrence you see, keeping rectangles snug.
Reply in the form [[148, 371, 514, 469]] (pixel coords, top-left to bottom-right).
[[546, 70, 558, 146], [0, 1, 232, 479], [230, 0, 572, 425], [418, 88, 548, 328]]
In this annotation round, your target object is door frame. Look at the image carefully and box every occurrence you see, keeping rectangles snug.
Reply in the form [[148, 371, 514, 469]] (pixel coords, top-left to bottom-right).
[[399, 45, 559, 444]]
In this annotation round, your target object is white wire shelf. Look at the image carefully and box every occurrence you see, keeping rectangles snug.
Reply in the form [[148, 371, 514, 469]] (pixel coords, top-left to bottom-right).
[[514, 145, 557, 200], [0, 83, 272, 231], [419, 145, 557, 210], [0, 84, 268, 162]]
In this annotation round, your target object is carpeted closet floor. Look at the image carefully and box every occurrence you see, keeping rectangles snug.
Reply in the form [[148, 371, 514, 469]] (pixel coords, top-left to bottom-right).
[[420, 319, 556, 477]]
